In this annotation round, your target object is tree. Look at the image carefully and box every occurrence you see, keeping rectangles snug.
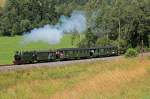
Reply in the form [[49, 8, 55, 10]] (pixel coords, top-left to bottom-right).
[[0, 0, 59, 36], [78, 28, 98, 47], [93, 0, 150, 48], [0, 0, 149, 49]]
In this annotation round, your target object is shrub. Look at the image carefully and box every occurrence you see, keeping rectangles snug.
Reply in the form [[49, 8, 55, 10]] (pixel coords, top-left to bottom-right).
[[125, 48, 139, 58], [96, 37, 111, 46], [144, 47, 150, 52]]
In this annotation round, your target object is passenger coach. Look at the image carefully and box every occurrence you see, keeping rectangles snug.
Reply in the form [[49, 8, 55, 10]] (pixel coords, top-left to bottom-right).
[[13, 46, 118, 65]]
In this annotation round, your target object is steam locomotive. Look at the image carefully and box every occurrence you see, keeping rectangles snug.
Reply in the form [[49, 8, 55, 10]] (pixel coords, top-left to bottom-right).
[[13, 46, 118, 65]]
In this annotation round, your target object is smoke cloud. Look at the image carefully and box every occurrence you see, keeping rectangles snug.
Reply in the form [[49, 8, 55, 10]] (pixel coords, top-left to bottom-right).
[[22, 11, 87, 44]]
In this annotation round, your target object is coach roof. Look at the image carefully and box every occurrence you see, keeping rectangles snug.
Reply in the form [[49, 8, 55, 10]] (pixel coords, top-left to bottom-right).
[[57, 46, 117, 51]]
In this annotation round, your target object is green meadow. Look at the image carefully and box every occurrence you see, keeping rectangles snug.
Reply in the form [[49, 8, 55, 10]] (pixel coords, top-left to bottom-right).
[[0, 35, 75, 64]]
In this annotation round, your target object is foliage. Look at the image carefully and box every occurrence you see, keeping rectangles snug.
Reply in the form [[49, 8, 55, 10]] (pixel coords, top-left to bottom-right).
[[96, 37, 111, 46], [0, 0, 87, 36], [82, 0, 150, 48], [96, 37, 122, 47], [0, 0, 149, 48], [144, 47, 150, 52], [125, 48, 139, 58], [78, 28, 98, 48]]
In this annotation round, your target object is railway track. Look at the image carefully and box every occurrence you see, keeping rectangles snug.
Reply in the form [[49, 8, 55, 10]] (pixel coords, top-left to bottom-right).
[[0, 56, 122, 72], [0, 52, 149, 72], [0, 64, 14, 66]]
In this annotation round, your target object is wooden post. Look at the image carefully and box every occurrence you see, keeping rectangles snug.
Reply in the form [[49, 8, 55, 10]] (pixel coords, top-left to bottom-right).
[[118, 6, 121, 55], [141, 40, 144, 56], [140, 40, 144, 62], [118, 19, 121, 47]]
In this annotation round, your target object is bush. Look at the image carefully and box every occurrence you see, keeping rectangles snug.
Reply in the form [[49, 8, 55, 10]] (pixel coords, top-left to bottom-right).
[[125, 48, 139, 58], [96, 37, 119, 47], [144, 47, 150, 52], [96, 37, 111, 46]]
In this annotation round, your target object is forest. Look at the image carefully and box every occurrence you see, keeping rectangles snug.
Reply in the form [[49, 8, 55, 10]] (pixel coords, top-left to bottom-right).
[[0, 0, 150, 49]]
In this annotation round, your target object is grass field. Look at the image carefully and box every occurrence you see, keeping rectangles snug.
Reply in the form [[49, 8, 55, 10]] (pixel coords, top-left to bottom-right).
[[0, 55, 150, 99], [0, 35, 75, 64], [0, 0, 5, 7]]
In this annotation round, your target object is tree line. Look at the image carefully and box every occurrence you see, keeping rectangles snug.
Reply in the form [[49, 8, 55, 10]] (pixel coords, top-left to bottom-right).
[[78, 0, 150, 49], [0, 0, 150, 49]]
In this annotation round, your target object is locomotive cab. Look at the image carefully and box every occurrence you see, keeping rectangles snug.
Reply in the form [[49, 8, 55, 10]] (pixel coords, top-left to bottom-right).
[[13, 51, 22, 65]]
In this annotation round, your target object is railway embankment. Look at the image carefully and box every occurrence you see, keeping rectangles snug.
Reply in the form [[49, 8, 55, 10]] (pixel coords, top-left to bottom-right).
[[0, 52, 149, 72]]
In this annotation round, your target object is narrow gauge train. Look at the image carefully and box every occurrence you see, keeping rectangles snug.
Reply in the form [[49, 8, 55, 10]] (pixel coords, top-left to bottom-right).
[[13, 46, 118, 65]]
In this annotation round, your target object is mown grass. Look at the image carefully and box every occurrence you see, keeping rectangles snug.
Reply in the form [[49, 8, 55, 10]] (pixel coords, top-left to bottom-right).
[[0, 56, 150, 99], [0, 35, 74, 64]]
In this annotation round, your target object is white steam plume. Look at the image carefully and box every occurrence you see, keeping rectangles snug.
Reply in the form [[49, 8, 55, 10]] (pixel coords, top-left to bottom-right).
[[22, 11, 87, 44]]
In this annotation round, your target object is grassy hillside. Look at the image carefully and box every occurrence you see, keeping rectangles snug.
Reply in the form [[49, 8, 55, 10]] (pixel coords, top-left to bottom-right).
[[0, 0, 5, 7], [0, 35, 75, 64], [0, 55, 150, 99]]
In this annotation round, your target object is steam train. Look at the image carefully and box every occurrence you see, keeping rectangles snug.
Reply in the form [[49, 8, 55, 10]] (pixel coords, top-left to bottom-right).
[[13, 46, 119, 65]]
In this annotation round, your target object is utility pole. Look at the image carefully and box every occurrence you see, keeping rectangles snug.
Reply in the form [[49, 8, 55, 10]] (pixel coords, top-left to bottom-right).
[[104, 21, 109, 42], [118, 18, 121, 47], [140, 39, 144, 62], [118, 7, 121, 54], [141, 39, 144, 55]]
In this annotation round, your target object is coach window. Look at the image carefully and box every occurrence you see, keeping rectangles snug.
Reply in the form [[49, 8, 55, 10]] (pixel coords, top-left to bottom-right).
[[101, 49, 103, 53]]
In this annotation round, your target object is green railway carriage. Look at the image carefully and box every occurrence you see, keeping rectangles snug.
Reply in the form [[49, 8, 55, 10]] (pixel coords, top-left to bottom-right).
[[57, 46, 118, 60], [57, 48, 91, 60], [36, 51, 56, 62], [13, 46, 118, 65], [93, 46, 118, 57]]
